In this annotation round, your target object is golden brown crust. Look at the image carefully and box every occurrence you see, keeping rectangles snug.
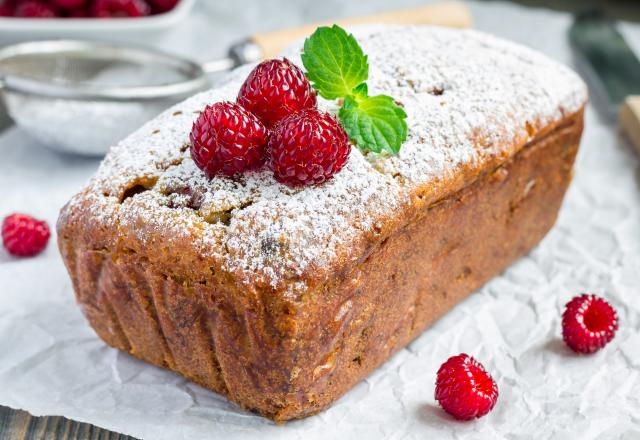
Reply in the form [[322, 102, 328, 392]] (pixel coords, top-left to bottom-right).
[[58, 108, 584, 421]]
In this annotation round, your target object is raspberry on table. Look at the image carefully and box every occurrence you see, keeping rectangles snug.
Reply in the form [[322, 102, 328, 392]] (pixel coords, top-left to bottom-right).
[[562, 294, 618, 354], [190, 101, 268, 178], [268, 109, 351, 186], [14, 0, 58, 17], [91, 0, 150, 17], [435, 353, 499, 421], [2, 213, 51, 257], [237, 58, 317, 128]]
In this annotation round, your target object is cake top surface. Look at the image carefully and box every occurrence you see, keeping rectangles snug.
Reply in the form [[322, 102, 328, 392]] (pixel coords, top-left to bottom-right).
[[68, 25, 587, 291]]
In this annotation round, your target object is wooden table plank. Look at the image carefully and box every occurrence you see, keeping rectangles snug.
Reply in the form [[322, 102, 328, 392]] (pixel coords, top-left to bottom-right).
[[0, 406, 139, 440]]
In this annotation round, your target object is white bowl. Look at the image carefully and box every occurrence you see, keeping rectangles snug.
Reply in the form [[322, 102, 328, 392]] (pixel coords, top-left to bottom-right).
[[0, 0, 195, 44]]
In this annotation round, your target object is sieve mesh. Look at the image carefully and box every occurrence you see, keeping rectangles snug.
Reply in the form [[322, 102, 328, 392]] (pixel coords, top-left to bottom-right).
[[0, 40, 211, 155]]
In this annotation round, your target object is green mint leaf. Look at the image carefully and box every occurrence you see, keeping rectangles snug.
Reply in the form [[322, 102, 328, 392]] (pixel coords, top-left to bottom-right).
[[339, 94, 408, 155], [351, 82, 368, 99], [301, 25, 369, 100]]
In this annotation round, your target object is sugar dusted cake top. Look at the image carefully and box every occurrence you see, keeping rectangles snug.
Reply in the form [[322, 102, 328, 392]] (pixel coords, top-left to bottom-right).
[[64, 25, 587, 291]]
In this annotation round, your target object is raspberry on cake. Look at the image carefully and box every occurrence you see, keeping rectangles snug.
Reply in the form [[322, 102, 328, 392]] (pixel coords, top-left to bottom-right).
[[268, 109, 351, 186], [237, 58, 317, 128], [57, 26, 588, 421], [190, 101, 268, 178]]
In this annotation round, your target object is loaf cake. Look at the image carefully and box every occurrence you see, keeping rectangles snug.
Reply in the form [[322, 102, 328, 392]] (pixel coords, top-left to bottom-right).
[[57, 25, 587, 421]]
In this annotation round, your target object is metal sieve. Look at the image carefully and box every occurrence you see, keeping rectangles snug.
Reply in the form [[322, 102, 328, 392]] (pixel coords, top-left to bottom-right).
[[0, 39, 261, 155]]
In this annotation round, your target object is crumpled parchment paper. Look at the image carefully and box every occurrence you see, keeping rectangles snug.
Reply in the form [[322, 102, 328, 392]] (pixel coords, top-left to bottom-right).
[[1, 2, 640, 439]]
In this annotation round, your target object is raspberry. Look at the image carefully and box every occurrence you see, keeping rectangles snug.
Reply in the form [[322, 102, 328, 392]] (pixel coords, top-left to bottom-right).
[[435, 353, 498, 421], [67, 6, 89, 17], [92, 0, 150, 17], [0, 0, 14, 16], [237, 58, 317, 128], [51, 0, 86, 9], [268, 109, 351, 186], [562, 294, 618, 354], [14, 0, 57, 17], [146, 0, 177, 13], [2, 213, 50, 257], [190, 102, 268, 178]]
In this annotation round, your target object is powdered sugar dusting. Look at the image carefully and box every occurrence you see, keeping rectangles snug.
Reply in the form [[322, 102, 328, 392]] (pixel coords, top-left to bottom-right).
[[67, 25, 587, 290]]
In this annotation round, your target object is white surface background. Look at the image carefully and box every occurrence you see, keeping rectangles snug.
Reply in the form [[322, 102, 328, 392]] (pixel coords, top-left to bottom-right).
[[1, 1, 640, 439]]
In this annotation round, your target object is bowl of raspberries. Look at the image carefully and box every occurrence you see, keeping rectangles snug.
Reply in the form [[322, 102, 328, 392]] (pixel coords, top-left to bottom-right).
[[0, 0, 194, 41]]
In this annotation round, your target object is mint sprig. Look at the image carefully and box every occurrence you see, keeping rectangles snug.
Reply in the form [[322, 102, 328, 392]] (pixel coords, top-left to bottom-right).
[[340, 91, 408, 155], [301, 25, 368, 100], [302, 25, 408, 155]]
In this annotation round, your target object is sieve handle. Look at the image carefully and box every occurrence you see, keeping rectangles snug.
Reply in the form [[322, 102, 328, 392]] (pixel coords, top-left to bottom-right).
[[0, 76, 12, 135], [621, 96, 640, 153], [249, 2, 472, 59]]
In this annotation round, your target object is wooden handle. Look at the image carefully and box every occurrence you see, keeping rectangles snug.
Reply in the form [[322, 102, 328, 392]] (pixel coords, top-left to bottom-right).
[[251, 2, 472, 59], [620, 96, 640, 153]]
